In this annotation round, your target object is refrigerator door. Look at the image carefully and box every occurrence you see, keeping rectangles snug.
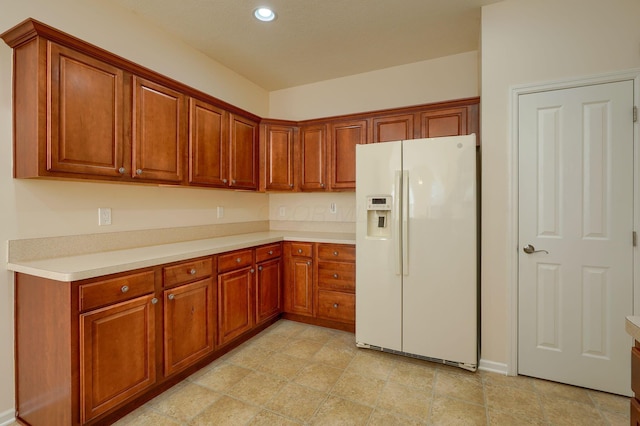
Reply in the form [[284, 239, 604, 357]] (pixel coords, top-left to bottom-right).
[[402, 135, 477, 366], [355, 141, 403, 352]]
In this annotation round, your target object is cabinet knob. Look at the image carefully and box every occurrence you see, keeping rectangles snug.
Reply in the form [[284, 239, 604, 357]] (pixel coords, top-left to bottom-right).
[[118, 167, 126, 174], [136, 169, 143, 175], [307, 261, 311, 266], [250, 268, 255, 274], [232, 179, 237, 185], [151, 298, 158, 304], [236, 257, 242, 263], [298, 249, 303, 254], [289, 184, 294, 188], [190, 268, 196, 275], [222, 178, 228, 184], [333, 303, 339, 308], [320, 183, 325, 188], [333, 273, 339, 279], [121, 285, 129, 293], [333, 251, 339, 256], [268, 250, 273, 255], [168, 294, 175, 300], [258, 266, 263, 271]]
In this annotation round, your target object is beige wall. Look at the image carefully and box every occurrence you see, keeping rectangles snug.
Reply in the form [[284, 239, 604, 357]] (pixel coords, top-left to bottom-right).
[[269, 51, 479, 121], [480, 0, 640, 366], [0, 0, 270, 419]]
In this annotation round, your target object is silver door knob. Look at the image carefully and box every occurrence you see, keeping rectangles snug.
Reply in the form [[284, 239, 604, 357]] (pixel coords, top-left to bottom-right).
[[268, 250, 273, 255], [232, 179, 237, 184], [258, 266, 263, 271], [190, 268, 196, 275], [333, 273, 338, 278], [136, 169, 143, 175], [121, 285, 129, 293], [151, 298, 158, 304], [298, 249, 303, 254], [168, 294, 175, 300], [236, 258, 242, 263], [222, 178, 228, 184], [118, 167, 126, 174], [523, 244, 549, 254], [320, 183, 325, 188], [250, 268, 255, 274], [333, 303, 339, 308], [333, 251, 338, 256]]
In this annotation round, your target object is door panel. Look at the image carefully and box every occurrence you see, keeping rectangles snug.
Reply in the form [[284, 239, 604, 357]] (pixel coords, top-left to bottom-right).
[[189, 98, 228, 187], [518, 80, 634, 395]]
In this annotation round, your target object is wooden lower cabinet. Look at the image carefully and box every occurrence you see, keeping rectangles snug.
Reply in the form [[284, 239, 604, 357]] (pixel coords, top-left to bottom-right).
[[80, 294, 156, 423], [256, 257, 283, 323], [218, 266, 254, 345], [632, 344, 640, 423], [284, 242, 314, 316]]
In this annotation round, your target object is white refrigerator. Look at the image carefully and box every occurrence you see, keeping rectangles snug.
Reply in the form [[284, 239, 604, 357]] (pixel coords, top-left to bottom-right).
[[355, 134, 477, 370]]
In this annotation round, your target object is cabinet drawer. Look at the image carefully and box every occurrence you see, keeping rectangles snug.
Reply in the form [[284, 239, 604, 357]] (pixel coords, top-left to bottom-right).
[[633, 347, 640, 396], [316, 290, 355, 323], [317, 243, 355, 262], [290, 242, 313, 257], [317, 261, 355, 292], [163, 257, 213, 287], [80, 271, 155, 311], [256, 243, 281, 263], [218, 249, 254, 273]]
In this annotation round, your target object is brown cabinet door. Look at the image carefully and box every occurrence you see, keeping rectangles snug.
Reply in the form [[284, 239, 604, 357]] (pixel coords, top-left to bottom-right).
[[300, 124, 327, 191], [80, 294, 156, 423], [229, 114, 258, 189], [329, 120, 367, 190], [163, 278, 215, 377], [189, 98, 228, 187], [372, 114, 415, 143], [48, 42, 125, 177], [264, 125, 295, 191], [284, 256, 314, 316], [420, 107, 468, 138], [256, 257, 282, 323], [218, 267, 254, 345], [132, 76, 186, 183]]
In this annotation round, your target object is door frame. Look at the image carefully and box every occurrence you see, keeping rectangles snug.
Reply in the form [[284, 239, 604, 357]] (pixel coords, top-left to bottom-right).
[[507, 69, 640, 376]]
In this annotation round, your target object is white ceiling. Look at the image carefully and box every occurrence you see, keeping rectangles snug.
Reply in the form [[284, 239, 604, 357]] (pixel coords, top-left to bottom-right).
[[111, 0, 502, 91]]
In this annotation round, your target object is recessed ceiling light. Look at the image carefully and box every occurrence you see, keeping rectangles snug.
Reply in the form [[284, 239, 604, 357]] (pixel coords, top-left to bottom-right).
[[254, 7, 276, 22]]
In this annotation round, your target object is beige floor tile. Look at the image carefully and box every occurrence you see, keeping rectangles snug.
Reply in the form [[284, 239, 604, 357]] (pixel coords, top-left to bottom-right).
[[330, 370, 386, 406], [325, 330, 356, 348], [265, 319, 308, 338], [112, 407, 182, 426], [189, 361, 251, 391], [312, 343, 357, 369], [248, 332, 292, 351], [281, 337, 326, 359], [189, 395, 260, 426], [540, 397, 607, 426], [297, 325, 337, 343], [247, 410, 303, 425], [377, 381, 431, 422], [482, 372, 535, 391], [255, 352, 308, 379], [435, 370, 484, 405], [388, 360, 436, 391], [484, 384, 545, 421], [532, 378, 593, 405], [429, 396, 487, 425], [347, 351, 396, 380], [587, 389, 630, 415], [225, 344, 273, 369], [309, 395, 373, 425], [147, 381, 220, 422], [293, 362, 343, 392], [266, 382, 327, 422], [487, 408, 548, 426], [367, 409, 425, 426], [601, 410, 631, 426], [228, 370, 287, 406]]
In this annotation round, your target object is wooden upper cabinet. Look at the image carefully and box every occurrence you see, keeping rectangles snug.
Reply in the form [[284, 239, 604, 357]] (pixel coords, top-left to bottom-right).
[[229, 114, 258, 190], [132, 76, 187, 183], [372, 114, 415, 143], [48, 42, 126, 177], [300, 124, 327, 191], [329, 119, 367, 190], [420, 107, 467, 138], [263, 124, 296, 191], [189, 98, 229, 187]]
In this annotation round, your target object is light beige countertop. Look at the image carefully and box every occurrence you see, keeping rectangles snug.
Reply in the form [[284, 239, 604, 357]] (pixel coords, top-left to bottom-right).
[[626, 316, 640, 342], [7, 231, 355, 282]]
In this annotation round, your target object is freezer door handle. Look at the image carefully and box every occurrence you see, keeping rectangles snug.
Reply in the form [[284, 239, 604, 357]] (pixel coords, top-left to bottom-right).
[[394, 170, 402, 276], [402, 170, 409, 276]]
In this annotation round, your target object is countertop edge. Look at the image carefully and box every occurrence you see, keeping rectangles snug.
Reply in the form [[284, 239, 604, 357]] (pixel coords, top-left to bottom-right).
[[626, 316, 640, 342], [7, 231, 355, 282]]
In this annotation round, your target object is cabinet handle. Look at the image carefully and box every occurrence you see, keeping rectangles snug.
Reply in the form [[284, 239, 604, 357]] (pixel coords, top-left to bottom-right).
[[136, 169, 143, 175], [268, 250, 273, 255], [250, 268, 255, 274], [236, 257, 242, 263], [222, 178, 228, 184], [333, 303, 339, 308], [121, 285, 129, 293], [298, 249, 303, 254], [190, 268, 196, 275], [333, 273, 339, 279], [168, 294, 175, 300], [258, 266, 263, 271], [333, 251, 339, 256], [151, 298, 158, 304], [118, 167, 126, 174]]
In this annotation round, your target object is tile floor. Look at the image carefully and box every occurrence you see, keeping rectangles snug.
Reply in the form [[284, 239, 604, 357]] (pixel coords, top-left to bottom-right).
[[15, 319, 629, 426]]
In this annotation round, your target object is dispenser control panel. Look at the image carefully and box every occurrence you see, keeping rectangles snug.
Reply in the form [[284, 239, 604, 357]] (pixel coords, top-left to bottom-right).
[[367, 196, 392, 210]]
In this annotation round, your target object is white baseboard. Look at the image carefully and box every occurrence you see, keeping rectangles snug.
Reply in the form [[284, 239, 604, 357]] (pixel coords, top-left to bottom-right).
[[0, 408, 15, 426], [478, 359, 509, 375]]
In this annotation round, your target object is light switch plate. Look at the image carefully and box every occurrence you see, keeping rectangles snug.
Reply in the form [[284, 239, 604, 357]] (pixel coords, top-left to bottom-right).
[[217, 206, 224, 219], [98, 208, 111, 226]]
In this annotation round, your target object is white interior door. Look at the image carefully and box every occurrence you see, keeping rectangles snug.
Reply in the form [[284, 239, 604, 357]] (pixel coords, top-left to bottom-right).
[[518, 81, 634, 396]]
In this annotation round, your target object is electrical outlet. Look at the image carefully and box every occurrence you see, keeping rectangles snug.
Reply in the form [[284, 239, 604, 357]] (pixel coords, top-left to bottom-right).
[[217, 206, 224, 219], [278, 206, 286, 217], [330, 202, 337, 214], [98, 208, 111, 226]]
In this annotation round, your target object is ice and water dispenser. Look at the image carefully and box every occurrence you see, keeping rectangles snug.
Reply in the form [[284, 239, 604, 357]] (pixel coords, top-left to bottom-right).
[[366, 195, 392, 238]]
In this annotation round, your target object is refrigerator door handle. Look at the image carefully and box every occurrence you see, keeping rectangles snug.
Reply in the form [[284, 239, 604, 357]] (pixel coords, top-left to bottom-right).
[[394, 170, 402, 276], [402, 170, 409, 276]]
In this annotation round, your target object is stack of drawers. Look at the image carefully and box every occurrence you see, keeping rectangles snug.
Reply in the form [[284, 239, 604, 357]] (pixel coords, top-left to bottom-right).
[[315, 243, 355, 324]]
